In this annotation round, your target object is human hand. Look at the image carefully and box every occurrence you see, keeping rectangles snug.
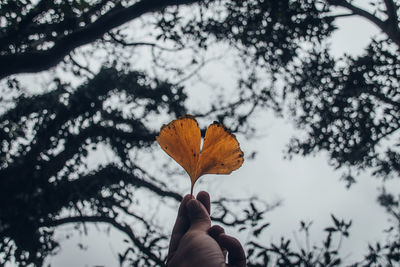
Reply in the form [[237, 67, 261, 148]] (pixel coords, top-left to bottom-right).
[[166, 191, 246, 267]]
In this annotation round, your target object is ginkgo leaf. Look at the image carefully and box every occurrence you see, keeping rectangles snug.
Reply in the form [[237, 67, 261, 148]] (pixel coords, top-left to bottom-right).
[[156, 115, 244, 195]]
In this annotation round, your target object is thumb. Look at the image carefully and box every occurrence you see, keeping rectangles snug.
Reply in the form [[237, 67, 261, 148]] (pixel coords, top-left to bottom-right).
[[186, 199, 211, 231]]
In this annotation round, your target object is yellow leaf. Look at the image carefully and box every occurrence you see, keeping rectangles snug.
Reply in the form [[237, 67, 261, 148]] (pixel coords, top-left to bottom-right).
[[156, 115, 244, 195]]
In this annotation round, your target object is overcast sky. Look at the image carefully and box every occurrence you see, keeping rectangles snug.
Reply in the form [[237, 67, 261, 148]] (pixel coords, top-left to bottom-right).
[[35, 3, 400, 267]]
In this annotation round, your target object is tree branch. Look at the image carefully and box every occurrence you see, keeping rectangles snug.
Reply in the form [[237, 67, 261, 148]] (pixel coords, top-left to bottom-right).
[[68, 54, 95, 76], [329, 0, 385, 27], [324, 13, 354, 19], [107, 32, 183, 52], [383, 0, 398, 24], [0, 0, 203, 79], [56, 165, 182, 202], [37, 123, 154, 181], [383, 0, 400, 44], [328, 0, 400, 48]]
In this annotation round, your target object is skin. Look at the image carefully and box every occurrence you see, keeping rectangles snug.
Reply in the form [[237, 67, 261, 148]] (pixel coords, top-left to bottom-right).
[[166, 191, 246, 267]]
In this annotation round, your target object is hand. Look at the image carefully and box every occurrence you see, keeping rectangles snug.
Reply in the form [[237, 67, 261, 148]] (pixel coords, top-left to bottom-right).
[[166, 191, 246, 267]]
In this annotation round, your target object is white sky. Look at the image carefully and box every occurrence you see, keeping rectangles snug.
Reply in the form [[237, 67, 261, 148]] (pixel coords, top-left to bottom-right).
[[34, 3, 400, 267]]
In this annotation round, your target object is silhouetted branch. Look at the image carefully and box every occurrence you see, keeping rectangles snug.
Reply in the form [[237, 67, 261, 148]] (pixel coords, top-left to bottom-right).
[[328, 0, 385, 27], [107, 32, 183, 52], [211, 197, 282, 226], [324, 13, 354, 19], [0, 0, 204, 79], [328, 0, 400, 47], [68, 55, 95, 76], [56, 164, 182, 203], [383, 0, 399, 25]]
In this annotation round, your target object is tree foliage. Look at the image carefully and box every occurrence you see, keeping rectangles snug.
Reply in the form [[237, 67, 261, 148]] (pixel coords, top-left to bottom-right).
[[0, 67, 183, 265], [1, 0, 400, 266]]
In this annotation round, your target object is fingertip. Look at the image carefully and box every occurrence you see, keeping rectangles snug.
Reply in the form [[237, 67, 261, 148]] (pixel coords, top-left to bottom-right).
[[183, 194, 193, 201], [181, 195, 192, 207], [183, 194, 194, 204], [196, 191, 209, 199], [196, 191, 210, 214], [208, 225, 225, 240]]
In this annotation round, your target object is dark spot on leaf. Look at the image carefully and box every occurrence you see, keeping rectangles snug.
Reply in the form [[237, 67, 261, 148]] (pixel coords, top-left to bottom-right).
[[221, 163, 224, 166]]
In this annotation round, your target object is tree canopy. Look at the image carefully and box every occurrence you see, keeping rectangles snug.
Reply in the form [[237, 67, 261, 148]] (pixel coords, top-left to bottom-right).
[[1, 0, 399, 266]]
